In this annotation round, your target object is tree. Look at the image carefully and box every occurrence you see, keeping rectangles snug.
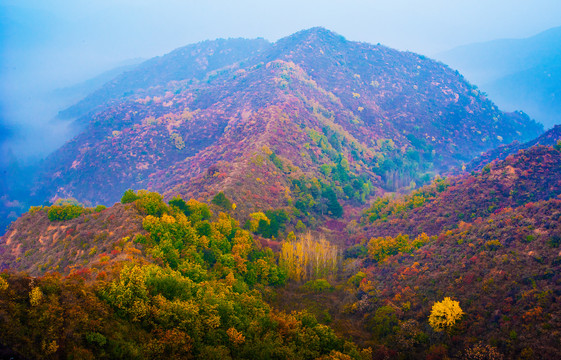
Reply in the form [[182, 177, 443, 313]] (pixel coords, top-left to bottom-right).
[[280, 233, 339, 281], [428, 297, 464, 332], [0, 277, 7, 291], [323, 187, 343, 218], [47, 203, 85, 221], [211, 191, 232, 210], [121, 189, 140, 204], [249, 212, 269, 232]]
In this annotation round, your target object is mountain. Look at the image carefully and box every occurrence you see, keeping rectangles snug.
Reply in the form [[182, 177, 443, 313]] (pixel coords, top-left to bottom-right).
[[437, 26, 561, 128], [360, 144, 561, 238], [52, 58, 145, 111], [1, 25, 560, 357], [28, 28, 542, 224]]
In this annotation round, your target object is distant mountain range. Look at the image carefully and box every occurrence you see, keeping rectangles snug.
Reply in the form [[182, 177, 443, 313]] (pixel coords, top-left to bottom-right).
[[437, 26, 561, 129], [52, 58, 145, 112]]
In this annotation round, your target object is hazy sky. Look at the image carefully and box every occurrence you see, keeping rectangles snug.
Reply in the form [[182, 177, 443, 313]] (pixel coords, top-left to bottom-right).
[[2, 0, 561, 159]]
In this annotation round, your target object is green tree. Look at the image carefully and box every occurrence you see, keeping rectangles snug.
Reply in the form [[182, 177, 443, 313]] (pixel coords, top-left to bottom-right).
[[121, 189, 140, 203], [323, 187, 343, 218], [211, 191, 232, 210], [47, 204, 85, 221]]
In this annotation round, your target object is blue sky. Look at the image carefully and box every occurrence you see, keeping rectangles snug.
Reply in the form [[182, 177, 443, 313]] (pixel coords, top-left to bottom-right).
[[1, 0, 561, 159]]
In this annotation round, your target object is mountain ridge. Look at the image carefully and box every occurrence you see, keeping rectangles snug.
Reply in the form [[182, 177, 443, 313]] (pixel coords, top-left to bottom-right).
[[58, 37, 272, 121], [463, 124, 561, 173]]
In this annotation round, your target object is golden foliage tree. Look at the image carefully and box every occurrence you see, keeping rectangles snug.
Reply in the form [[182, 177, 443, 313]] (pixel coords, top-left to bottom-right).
[[280, 232, 339, 281], [0, 277, 8, 291], [29, 286, 43, 306], [428, 297, 464, 332]]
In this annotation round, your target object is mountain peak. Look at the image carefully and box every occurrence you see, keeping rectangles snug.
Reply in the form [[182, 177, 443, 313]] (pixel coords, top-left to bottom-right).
[[295, 26, 342, 38], [275, 27, 347, 48]]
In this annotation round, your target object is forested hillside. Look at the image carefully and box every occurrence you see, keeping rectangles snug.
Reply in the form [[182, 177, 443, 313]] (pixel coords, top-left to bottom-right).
[[0, 28, 556, 360]]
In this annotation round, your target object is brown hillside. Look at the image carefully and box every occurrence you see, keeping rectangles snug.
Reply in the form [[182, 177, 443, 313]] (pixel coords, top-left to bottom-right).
[[0, 203, 145, 276]]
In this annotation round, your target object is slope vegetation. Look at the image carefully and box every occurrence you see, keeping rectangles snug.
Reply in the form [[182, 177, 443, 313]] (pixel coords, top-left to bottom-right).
[[361, 145, 561, 238], [341, 144, 561, 359], [465, 124, 561, 172]]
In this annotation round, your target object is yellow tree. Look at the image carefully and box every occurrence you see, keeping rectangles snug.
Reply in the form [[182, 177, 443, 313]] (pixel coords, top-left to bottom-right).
[[280, 233, 339, 281], [249, 212, 269, 232], [428, 297, 464, 332], [231, 230, 253, 273]]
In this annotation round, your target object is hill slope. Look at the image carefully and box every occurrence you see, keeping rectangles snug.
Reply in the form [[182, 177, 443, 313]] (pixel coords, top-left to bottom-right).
[[0, 192, 369, 359], [2, 141, 560, 359], [340, 144, 561, 358], [465, 124, 561, 172], [360, 145, 561, 239]]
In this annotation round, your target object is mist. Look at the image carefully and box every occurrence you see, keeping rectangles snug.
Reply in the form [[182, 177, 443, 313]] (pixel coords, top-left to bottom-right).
[[2, 0, 561, 162]]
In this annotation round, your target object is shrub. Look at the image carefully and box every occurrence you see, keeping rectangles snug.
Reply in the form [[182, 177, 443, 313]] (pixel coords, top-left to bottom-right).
[[369, 305, 398, 338], [295, 220, 307, 232], [463, 342, 504, 360], [548, 235, 561, 248], [484, 240, 502, 251], [47, 205, 85, 221], [368, 233, 429, 262], [345, 244, 367, 259], [28, 206, 45, 215], [269, 152, 284, 170], [302, 278, 333, 293], [347, 271, 367, 287]]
